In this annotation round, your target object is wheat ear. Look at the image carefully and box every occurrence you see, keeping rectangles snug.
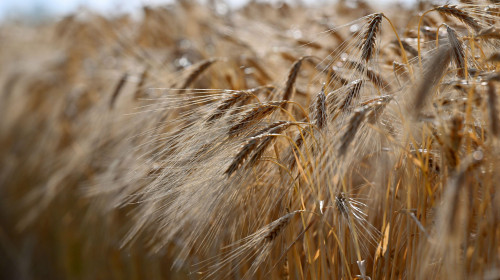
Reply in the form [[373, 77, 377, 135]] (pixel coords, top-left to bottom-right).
[[445, 25, 466, 78], [179, 58, 218, 89], [339, 106, 368, 156], [206, 91, 253, 123], [281, 56, 312, 109], [412, 45, 452, 115], [228, 101, 286, 136], [361, 13, 383, 62], [133, 67, 149, 100], [436, 5, 482, 32], [109, 72, 128, 109], [488, 81, 499, 137], [313, 87, 327, 130]]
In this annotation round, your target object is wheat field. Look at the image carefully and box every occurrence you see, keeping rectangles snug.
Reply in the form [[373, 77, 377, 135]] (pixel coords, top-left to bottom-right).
[[1, 0, 500, 279]]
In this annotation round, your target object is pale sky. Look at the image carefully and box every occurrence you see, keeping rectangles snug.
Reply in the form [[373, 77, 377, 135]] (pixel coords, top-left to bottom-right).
[[0, 0, 177, 20]]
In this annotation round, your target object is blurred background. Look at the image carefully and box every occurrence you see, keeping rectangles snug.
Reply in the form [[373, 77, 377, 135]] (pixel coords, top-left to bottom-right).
[[0, 0, 417, 22]]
